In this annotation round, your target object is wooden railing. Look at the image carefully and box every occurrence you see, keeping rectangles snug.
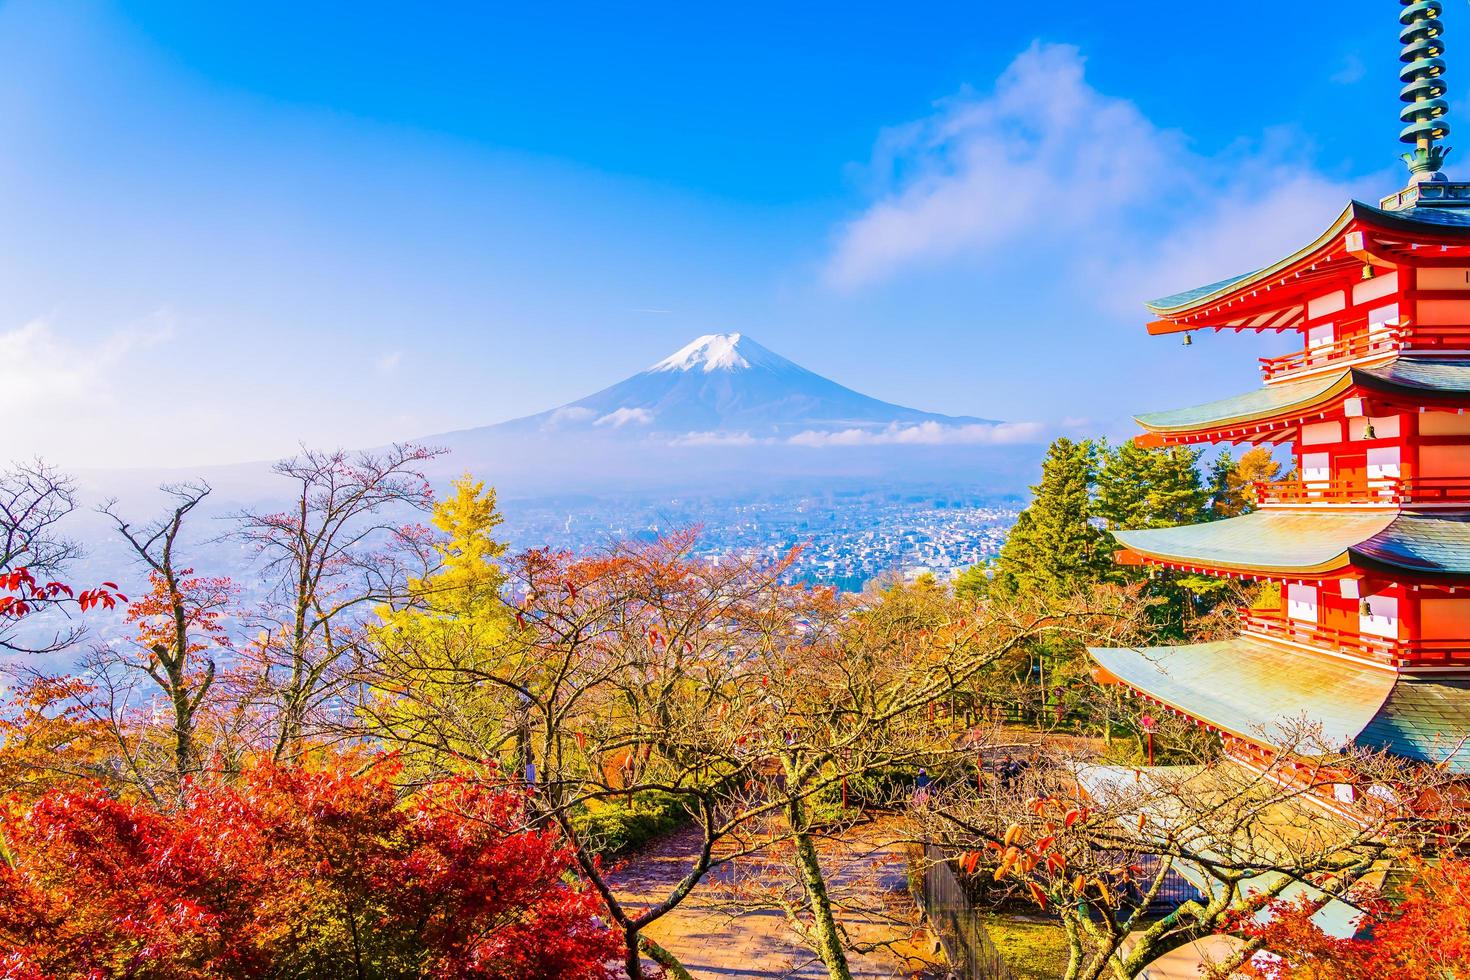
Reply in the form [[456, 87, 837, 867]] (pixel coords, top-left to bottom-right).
[[1254, 477, 1470, 506], [1240, 610, 1470, 666], [1259, 326, 1401, 382], [1257, 321, 1470, 384], [1400, 323, 1470, 353]]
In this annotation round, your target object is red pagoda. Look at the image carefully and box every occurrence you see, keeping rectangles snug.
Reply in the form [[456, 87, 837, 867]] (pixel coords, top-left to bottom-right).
[[1088, 0, 1470, 794]]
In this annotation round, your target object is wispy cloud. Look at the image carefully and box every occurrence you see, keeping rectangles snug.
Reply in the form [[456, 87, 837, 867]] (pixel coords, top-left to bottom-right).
[[786, 421, 1046, 448], [669, 430, 764, 447], [595, 407, 654, 428], [825, 42, 1375, 304], [1331, 54, 1366, 85], [0, 315, 173, 416], [374, 350, 403, 375], [545, 406, 597, 428]]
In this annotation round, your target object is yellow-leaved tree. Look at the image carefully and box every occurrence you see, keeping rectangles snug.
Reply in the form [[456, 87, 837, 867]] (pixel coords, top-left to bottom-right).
[[364, 475, 515, 775]]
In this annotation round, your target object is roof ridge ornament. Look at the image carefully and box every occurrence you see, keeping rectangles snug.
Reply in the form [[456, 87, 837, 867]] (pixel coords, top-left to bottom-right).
[[1401, 0, 1453, 181]]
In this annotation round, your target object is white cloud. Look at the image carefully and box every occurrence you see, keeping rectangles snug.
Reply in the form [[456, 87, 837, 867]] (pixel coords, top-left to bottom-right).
[[545, 406, 597, 428], [787, 421, 1047, 448], [825, 42, 1377, 300], [374, 350, 403, 374], [669, 430, 766, 447], [594, 407, 654, 428], [0, 314, 177, 466], [1331, 55, 1366, 85], [0, 316, 172, 416]]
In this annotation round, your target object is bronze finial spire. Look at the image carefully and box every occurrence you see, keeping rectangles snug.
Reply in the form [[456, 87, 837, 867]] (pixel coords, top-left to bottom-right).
[[1400, 0, 1453, 180]]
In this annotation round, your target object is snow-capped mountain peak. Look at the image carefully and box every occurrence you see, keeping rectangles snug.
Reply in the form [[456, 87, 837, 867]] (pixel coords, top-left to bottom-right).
[[480, 332, 995, 437], [649, 333, 784, 373]]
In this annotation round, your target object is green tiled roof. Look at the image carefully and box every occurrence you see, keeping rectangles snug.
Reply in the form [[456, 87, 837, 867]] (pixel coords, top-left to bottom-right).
[[1136, 357, 1470, 435], [1114, 510, 1395, 575], [1360, 679, 1470, 771], [1354, 513, 1470, 574], [1147, 271, 1259, 313], [1117, 511, 1470, 578], [1358, 357, 1470, 394], [1136, 373, 1347, 433], [1088, 639, 1395, 749], [1088, 640, 1470, 773]]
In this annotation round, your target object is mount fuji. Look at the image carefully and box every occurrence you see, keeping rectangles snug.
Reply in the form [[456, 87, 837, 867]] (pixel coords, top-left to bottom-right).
[[452, 333, 995, 440], [418, 332, 1037, 493]]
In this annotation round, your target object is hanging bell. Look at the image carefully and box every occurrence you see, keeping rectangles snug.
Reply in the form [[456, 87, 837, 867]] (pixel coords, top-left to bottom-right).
[[1359, 597, 1373, 617], [1363, 421, 1378, 440], [1182, 332, 1193, 347], [1361, 264, 1377, 281]]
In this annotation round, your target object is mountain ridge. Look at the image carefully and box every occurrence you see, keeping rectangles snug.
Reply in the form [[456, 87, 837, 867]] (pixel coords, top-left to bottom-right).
[[468, 332, 995, 439]]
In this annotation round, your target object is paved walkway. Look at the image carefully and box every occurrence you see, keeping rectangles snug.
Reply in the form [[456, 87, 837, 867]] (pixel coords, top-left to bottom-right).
[[612, 816, 946, 979]]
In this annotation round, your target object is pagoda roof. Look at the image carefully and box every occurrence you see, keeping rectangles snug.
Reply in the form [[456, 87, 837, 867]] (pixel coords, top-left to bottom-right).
[[1088, 639, 1470, 772], [1135, 357, 1470, 436], [1114, 510, 1470, 579], [1147, 199, 1470, 316]]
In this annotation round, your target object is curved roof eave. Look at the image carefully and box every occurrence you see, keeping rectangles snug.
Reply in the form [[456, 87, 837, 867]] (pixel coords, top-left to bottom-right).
[[1135, 371, 1351, 434], [1087, 639, 1395, 749], [1114, 510, 1397, 576], [1145, 202, 1358, 316], [1116, 511, 1470, 579], [1135, 357, 1470, 437], [1145, 200, 1470, 317]]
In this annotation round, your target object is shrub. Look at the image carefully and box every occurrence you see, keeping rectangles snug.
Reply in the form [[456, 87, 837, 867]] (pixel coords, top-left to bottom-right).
[[0, 760, 621, 979], [572, 789, 692, 857]]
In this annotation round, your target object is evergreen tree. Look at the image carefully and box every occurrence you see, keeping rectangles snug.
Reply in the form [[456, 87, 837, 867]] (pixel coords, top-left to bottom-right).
[[1096, 442, 1208, 530], [994, 438, 1113, 596], [1146, 446, 1207, 527], [953, 561, 991, 603], [1095, 440, 1157, 530], [1205, 451, 1241, 519]]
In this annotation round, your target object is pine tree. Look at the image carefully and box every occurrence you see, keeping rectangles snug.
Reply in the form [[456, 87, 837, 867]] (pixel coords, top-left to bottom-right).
[[1095, 440, 1157, 530], [1205, 451, 1241, 519], [994, 438, 1113, 596], [1146, 446, 1207, 527]]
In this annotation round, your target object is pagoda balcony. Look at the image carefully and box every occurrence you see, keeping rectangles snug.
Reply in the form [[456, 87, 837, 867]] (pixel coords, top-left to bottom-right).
[[1259, 324, 1470, 384], [1253, 476, 1470, 507], [1259, 324, 1402, 383], [1238, 609, 1470, 668]]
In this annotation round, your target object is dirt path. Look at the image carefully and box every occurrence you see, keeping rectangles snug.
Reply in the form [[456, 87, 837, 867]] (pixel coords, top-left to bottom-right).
[[611, 815, 946, 979]]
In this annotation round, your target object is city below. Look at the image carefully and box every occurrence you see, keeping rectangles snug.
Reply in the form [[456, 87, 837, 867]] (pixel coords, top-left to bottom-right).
[[500, 485, 1022, 592]]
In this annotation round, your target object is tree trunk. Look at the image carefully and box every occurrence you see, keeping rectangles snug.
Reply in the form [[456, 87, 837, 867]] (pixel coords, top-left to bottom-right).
[[787, 795, 854, 980], [623, 925, 643, 980], [639, 934, 694, 980]]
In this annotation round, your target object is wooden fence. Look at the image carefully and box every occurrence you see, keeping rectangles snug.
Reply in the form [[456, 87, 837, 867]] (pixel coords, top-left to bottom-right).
[[915, 845, 1017, 980]]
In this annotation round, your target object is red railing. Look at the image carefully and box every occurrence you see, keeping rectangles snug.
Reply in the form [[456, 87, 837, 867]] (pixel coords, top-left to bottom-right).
[[1254, 477, 1470, 506], [1239, 610, 1470, 666], [1259, 325, 1401, 382], [1259, 322, 1470, 383], [1401, 324, 1470, 352]]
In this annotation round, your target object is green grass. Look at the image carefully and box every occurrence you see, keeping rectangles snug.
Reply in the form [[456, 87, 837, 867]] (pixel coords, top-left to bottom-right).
[[982, 914, 1072, 980]]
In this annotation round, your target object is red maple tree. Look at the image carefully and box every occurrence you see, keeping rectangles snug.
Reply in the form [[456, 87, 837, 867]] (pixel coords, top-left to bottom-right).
[[1233, 857, 1470, 980], [0, 758, 621, 979]]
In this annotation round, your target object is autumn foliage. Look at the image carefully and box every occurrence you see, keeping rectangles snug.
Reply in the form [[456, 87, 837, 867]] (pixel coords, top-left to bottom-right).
[[1234, 857, 1470, 980], [0, 758, 620, 979]]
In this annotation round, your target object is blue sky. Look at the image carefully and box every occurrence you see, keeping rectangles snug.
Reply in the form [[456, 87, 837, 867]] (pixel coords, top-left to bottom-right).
[[0, 1, 1440, 466]]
